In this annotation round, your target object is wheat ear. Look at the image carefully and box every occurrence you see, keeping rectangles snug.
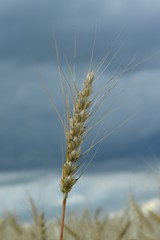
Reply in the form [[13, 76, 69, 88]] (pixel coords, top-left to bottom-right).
[[59, 71, 95, 240], [59, 71, 94, 199], [39, 212, 47, 240], [49, 33, 130, 240]]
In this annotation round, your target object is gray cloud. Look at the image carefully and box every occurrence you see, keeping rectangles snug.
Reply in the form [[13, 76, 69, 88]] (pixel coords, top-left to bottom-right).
[[0, 0, 160, 173], [0, 171, 158, 220], [0, 0, 160, 68], [1, 61, 160, 172]]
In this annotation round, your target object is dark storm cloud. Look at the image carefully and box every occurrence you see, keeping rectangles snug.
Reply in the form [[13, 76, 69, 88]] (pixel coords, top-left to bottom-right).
[[0, 0, 160, 68], [0, 59, 159, 172], [0, 61, 64, 171], [0, 0, 160, 172]]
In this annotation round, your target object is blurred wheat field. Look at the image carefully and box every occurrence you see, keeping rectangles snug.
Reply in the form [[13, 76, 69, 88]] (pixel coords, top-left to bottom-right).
[[0, 196, 160, 240]]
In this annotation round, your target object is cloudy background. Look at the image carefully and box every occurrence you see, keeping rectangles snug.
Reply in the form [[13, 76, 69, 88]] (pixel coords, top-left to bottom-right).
[[0, 0, 160, 221]]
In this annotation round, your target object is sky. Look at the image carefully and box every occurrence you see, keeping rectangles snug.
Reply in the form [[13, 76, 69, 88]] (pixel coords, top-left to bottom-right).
[[0, 0, 160, 220]]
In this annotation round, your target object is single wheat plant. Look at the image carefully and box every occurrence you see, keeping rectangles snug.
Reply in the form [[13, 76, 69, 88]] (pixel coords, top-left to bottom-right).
[[39, 34, 134, 240]]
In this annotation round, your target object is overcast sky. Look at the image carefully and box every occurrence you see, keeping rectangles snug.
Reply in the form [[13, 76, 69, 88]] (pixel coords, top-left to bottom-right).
[[0, 0, 160, 220]]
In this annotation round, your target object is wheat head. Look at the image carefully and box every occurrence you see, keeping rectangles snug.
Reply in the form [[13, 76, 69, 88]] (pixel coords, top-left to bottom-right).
[[59, 71, 95, 199]]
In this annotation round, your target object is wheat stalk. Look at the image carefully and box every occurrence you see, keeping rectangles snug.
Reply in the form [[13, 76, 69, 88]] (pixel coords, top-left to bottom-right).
[[39, 212, 47, 240], [39, 33, 136, 240], [52, 40, 128, 239], [59, 70, 96, 240]]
